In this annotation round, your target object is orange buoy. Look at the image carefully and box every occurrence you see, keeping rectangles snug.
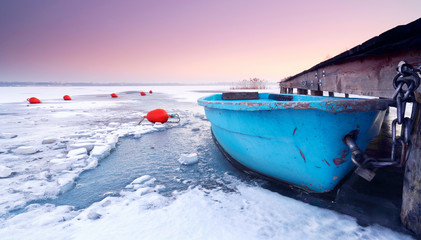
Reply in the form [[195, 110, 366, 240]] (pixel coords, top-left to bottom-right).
[[111, 93, 118, 98], [27, 97, 41, 104], [149, 90, 153, 94], [140, 92, 146, 96], [63, 95, 71, 101]]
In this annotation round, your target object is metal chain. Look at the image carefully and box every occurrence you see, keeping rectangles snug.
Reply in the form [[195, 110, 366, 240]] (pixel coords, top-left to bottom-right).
[[345, 61, 421, 175], [388, 61, 420, 167]]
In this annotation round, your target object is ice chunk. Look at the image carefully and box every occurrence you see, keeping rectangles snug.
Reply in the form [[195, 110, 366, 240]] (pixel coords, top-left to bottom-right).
[[57, 174, 76, 194], [66, 148, 87, 157], [106, 135, 119, 148], [135, 187, 154, 196], [90, 145, 111, 159], [84, 157, 99, 170], [132, 175, 152, 184], [123, 176, 156, 192], [67, 142, 94, 152], [14, 146, 38, 155], [42, 138, 57, 144], [0, 133, 17, 139], [177, 153, 199, 165], [67, 133, 92, 138], [0, 165, 12, 178], [49, 158, 72, 172], [50, 143, 66, 150]]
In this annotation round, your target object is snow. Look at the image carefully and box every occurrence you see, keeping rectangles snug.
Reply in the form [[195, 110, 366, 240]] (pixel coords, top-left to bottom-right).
[[0, 177, 412, 240], [0, 133, 17, 139], [0, 165, 12, 178], [0, 85, 414, 240]]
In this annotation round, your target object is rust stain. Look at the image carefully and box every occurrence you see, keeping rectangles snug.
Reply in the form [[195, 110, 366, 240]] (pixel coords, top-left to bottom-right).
[[299, 149, 306, 163], [201, 97, 392, 113], [333, 176, 338, 181], [272, 98, 392, 113], [323, 159, 331, 166], [333, 149, 349, 165], [315, 166, 321, 168], [293, 127, 297, 136]]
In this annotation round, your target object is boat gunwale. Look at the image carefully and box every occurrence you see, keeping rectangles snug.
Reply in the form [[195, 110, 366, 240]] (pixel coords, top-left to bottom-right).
[[197, 93, 393, 113]]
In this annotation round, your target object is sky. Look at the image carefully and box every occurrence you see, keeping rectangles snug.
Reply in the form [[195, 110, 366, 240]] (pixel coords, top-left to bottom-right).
[[0, 0, 420, 84]]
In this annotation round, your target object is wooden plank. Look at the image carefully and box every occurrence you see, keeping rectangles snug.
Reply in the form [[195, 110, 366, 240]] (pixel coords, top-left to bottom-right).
[[281, 71, 320, 91], [268, 94, 293, 101], [280, 50, 421, 98], [280, 87, 287, 94], [401, 97, 421, 235], [222, 92, 259, 100]]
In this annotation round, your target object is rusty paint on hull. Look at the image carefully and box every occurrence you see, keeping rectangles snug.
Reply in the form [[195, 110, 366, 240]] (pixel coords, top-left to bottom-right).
[[299, 149, 306, 163], [333, 150, 349, 166], [198, 93, 393, 113]]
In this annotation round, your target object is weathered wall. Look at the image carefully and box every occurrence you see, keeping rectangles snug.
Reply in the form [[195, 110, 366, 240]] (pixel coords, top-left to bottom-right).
[[279, 50, 421, 98], [401, 93, 421, 235]]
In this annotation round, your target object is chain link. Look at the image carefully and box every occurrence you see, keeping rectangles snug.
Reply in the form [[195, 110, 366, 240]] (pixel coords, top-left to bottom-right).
[[346, 61, 420, 172], [389, 61, 420, 167]]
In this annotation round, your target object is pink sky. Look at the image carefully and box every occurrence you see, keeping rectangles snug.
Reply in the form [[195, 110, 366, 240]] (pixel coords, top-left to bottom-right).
[[0, 0, 420, 84]]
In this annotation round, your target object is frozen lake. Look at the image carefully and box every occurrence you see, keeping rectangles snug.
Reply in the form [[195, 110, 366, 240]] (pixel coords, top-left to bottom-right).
[[0, 85, 415, 239]]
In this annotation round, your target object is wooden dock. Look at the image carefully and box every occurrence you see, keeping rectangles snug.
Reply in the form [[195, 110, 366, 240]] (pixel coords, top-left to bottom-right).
[[279, 18, 421, 235]]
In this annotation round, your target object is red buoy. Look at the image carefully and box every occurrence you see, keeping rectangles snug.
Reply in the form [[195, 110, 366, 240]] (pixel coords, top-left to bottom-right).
[[140, 92, 146, 96], [63, 95, 71, 101], [111, 93, 118, 98], [138, 109, 180, 125], [149, 90, 153, 94], [145, 109, 170, 123], [27, 97, 41, 104]]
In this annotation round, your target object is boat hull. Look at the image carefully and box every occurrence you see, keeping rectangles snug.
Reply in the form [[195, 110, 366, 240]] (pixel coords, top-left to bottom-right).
[[198, 93, 390, 192]]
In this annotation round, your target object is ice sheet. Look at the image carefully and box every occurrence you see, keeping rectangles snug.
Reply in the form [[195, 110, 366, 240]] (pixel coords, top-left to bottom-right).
[[0, 85, 414, 239]]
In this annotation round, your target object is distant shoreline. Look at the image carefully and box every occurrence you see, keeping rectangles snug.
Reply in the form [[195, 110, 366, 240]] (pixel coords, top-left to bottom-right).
[[0, 82, 233, 87]]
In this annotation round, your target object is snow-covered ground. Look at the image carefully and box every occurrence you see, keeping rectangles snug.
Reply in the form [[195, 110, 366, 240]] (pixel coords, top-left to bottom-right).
[[0, 85, 413, 239]]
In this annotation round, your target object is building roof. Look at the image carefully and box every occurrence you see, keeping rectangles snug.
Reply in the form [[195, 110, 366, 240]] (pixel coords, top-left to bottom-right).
[[285, 18, 421, 82]]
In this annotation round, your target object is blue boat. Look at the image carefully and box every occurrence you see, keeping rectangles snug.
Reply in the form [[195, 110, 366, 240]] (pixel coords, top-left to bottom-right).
[[198, 93, 392, 192]]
